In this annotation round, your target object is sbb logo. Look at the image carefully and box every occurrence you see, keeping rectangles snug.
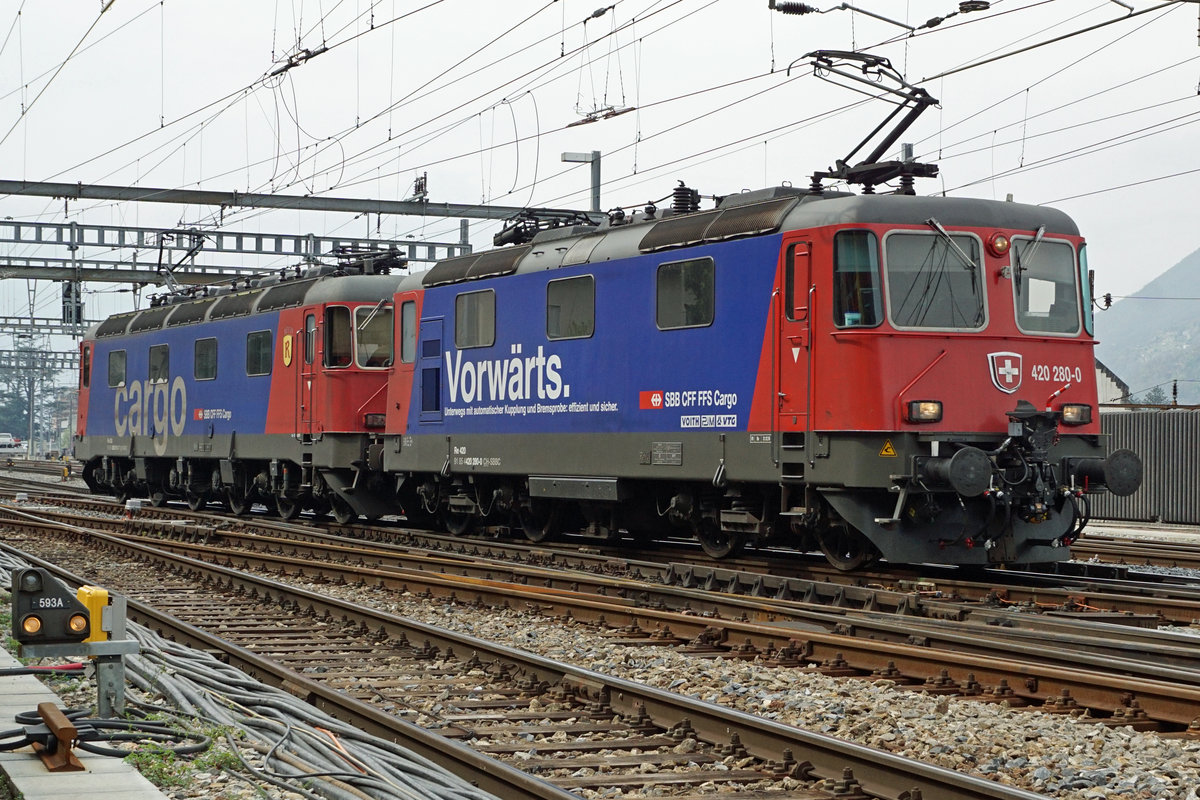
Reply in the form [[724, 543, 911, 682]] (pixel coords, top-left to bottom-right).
[[639, 390, 664, 410]]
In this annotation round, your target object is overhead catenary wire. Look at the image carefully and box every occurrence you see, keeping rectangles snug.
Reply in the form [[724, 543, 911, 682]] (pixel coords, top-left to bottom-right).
[[0, 1, 117, 150], [4, 0, 1197, 305]]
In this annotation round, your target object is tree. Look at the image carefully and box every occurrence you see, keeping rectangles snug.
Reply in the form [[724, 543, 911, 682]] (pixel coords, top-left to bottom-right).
[[0, 369, 29, 436], [1141, 385, 1168, 405]]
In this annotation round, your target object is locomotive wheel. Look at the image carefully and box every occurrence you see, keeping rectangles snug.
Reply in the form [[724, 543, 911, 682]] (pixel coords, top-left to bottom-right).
[[309, 498, 332, 520], [441, 509, 476, 536], [817, 524, 880, 571], [185, 491, 207, 511], [519, 500, 559, 543], [276, 496, 301, 521], [330, 496, 357, 525], [695, 520, 744, 559], [226, 487, 250, 516], [148, 489, 167, 508]]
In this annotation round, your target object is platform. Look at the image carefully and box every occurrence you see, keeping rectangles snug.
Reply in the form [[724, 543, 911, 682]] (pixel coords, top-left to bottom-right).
[[0, 648, 166, 800]]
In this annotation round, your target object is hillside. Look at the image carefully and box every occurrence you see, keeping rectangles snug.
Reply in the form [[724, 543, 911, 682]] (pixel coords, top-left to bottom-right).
[[1094, 247, 1200, 405]]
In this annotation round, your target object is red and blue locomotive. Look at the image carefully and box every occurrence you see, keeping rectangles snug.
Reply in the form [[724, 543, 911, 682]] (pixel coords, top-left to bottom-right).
[[75, 181, 1141, 569]]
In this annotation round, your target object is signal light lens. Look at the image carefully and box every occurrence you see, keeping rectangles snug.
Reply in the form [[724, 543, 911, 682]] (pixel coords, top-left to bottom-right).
[[988, 232, 1011, 257], [1061, 404, 1092, 425], [363, 413, 386, 429], [907, 400, 943, 423], [67, 614, 88, 634], [21, 616, 42, 635]]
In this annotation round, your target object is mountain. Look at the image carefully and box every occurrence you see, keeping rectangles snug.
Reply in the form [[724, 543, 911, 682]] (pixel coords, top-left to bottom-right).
[[1094, 247, 1200, 405]]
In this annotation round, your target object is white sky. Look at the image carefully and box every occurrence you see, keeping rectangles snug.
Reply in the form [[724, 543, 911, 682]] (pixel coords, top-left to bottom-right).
[[1, 0, 1198, 336]]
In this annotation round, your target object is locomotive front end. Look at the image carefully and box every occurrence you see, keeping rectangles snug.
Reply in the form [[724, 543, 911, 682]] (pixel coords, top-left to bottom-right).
[[906, 400, 1142, 556], [796, 196, 1143, 569]]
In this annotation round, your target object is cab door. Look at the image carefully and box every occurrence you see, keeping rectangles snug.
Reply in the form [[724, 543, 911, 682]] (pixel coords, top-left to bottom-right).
[[418, 317, 444, 423], [298, 311, 317, 436], [777, 241, 812, 427], [386, 292, 420, 432]]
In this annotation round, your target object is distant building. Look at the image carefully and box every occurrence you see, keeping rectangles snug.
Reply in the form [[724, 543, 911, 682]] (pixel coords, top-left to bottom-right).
[[1096, 359, 1131, 405]]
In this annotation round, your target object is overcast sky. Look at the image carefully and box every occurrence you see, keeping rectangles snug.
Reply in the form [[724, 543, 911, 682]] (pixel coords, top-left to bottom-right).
[[2, 0, 1197, 334]]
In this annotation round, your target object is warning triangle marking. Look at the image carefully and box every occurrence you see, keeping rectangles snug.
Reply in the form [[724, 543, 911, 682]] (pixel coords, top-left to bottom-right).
[[791, 346, 801, 363], [879, 440, 897, 457]]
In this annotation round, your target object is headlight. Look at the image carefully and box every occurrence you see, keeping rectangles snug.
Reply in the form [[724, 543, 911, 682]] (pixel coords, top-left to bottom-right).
[[907, 400, 943, 423], [363, 413, 386, 429], [1060, 404, 1092, 425], [987, 232, 1011, 257]]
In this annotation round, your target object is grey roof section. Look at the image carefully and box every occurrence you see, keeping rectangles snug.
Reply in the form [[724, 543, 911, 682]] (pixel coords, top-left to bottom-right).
[[90, 274, 404, 338], [404, 190, 1081, 287]]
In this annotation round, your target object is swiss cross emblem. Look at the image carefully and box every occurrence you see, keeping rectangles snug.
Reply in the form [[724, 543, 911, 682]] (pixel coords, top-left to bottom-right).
[[987, 352, 1023, 394], [639, 390, 665, 410]]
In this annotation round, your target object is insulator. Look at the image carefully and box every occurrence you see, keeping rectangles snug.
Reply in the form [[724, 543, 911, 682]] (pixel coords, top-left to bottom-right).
[[672, 182, 700, 214], [772, 1, 818, 14]]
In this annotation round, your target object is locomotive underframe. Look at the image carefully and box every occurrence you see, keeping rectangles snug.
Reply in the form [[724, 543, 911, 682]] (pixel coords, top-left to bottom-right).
[[76, 418, 1121, 569], [77, 432, 377, 523]]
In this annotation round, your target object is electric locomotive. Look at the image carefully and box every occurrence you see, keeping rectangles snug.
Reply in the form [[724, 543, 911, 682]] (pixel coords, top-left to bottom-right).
[[367, 186, 1140, 569], [73, 50, 1142, 570], [75, 251, 406, 524], [72, 189, 1142, 569]]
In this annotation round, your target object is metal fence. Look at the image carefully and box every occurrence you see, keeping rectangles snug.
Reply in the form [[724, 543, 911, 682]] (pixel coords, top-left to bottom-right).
[[1090, 409, 1200, 524]]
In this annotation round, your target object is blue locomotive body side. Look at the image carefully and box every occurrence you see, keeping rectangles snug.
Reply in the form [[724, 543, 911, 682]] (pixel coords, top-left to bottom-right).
[[407, 235, 781, 435], [85, 312, 281, 440]]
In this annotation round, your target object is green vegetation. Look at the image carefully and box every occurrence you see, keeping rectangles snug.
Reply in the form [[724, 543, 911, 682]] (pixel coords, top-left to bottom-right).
[[124, 724, 244, 789]]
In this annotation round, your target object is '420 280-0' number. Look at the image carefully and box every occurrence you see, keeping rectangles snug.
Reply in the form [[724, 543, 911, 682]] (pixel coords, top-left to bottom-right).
[[1031, 364, 1083, 383]]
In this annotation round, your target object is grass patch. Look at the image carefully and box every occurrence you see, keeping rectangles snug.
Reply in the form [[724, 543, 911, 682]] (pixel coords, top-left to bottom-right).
[[124, 724, 245, 788]]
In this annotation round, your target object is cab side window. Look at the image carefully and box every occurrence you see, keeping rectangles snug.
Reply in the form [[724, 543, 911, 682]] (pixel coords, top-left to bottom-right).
[[400, 301, 416, 364], [325, 307, 352, 367], [304, 314, 316, 365], [833, 231, 881, 327], [80, 344, 91, 389]]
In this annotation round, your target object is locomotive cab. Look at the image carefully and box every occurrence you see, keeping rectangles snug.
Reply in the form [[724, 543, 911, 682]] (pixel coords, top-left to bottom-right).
[[776, 197, 1142, 568]]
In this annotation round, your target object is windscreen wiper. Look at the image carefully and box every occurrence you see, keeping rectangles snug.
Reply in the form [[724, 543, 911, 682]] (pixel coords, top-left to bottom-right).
[[1013, 225, 1046, 296], [925, 218, 978, 274]]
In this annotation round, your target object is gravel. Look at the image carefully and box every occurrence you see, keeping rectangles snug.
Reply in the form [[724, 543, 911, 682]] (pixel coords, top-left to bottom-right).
[[4, 496, 1200, 798]]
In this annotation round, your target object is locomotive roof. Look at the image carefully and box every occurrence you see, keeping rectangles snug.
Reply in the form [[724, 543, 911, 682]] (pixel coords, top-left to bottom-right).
[[87, 188, 1083, 340], [87, 272, 404, 340], [400, 189, 1080, 290]]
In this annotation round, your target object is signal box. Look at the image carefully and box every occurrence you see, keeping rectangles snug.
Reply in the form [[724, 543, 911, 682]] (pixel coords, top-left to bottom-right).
[[11, 568, 91, 645]]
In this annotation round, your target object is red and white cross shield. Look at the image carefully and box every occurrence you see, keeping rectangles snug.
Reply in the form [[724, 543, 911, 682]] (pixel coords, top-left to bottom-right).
[[987, 352, 1023, 394]]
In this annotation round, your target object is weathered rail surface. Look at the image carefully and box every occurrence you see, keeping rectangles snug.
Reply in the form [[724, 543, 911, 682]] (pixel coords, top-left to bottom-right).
[[0, 515, 1052, 800]]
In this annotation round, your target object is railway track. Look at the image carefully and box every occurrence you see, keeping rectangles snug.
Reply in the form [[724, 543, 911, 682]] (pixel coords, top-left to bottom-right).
[[1072, 535, 1200, 571], [0, 524, 1045, 800], [4, 496, 1200, 732]]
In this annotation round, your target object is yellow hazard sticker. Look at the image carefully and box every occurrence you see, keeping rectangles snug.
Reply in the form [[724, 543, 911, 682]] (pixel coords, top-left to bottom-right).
[[879, 440, 897, 457]]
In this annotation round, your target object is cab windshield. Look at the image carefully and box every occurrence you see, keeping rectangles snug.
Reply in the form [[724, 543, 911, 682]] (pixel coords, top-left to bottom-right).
[[884, 231, 985, 330], [1012, 238, 1080, 335], [355, 304, 394, 367]]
